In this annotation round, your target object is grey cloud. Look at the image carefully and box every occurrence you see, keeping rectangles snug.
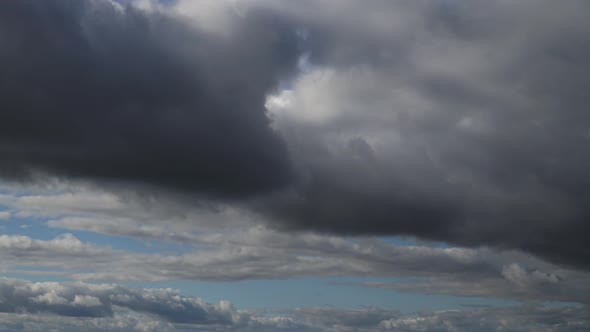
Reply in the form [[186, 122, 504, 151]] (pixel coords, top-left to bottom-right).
[[0, 285, 588, 332], [0, 312, 175, 332], [1, 187, 590, 305], [0, 278, 241, 324], [2, 230, 590, 305], [256, 0, 590, 270], [0, 186, 256, 240], [0, 0, 298, 198], [0, 277, 314, 331]]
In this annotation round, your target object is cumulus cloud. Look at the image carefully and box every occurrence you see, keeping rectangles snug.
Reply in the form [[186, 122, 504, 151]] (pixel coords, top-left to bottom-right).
[[0, 0, 297, 198], [1, 0, 590, 301], [255, 0, 590, 270], [0, 279, 588, 332], [0, 278, 242, 324], [1, 230, 590, 305]]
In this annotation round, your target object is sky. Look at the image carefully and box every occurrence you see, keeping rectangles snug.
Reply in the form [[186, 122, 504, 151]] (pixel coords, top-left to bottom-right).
[[0, 0, 589, 331]]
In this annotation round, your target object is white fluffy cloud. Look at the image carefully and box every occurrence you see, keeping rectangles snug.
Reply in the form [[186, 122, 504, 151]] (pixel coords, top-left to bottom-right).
[[0, 278, 588, 332], [0, 278, 242, 324]]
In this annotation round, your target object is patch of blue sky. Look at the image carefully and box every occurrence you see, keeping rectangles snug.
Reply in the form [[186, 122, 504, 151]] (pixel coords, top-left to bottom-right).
[[124, 277, 518, 313], [0, 216, 64, 240], [0, 273, 67, 283], [373, 236, 451, 248], [0, 214, 195, 255]]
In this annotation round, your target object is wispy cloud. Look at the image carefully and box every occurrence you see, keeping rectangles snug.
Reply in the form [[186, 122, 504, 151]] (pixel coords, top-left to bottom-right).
[[1, 230, 589, 305]]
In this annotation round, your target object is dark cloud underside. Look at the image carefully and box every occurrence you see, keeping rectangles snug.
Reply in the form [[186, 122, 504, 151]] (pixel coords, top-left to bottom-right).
[[0, 0, 298, 198]]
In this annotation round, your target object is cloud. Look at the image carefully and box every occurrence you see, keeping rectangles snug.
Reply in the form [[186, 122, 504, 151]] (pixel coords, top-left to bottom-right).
[[1, 229, 590, 305], [255, 0, 590, 270], [0, 279, 588, 332], [0, 278, 241, 324], [2, 0, 590, 272], [0, 0, 298, 198], [1, 186, 590, 305], [0, 185, 256, 239], [0, 312, 176, 332], [2, 1, 589, 329], [0, 233, 115, 264]]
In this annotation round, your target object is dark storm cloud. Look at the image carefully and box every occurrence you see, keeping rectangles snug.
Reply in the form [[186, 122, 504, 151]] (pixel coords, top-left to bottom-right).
[[258, 0, 590, 269], [0, 0, 299, 198]]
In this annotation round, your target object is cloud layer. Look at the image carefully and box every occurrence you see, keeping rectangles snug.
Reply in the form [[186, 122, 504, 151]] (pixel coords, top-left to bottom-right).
[[1, 222, 590, 305], [0, 278, 240, 324], [0, 277, 588, 332], [1, 0, 590, 275], [258, 0, 590, 270]]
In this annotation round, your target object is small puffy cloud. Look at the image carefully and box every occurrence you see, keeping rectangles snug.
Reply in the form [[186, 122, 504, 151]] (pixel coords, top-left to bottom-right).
[[0, 278, 241, 324], [0, 233, 113, 259], [2, 230, 590, 305], [502, 263, 561, 287]]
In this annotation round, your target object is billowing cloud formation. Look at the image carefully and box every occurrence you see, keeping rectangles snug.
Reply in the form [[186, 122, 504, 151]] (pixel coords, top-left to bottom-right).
[[2, 0, 590, 271], [0, 0, 297, 198], [0, 278, 241, 324], [0, 277, 588, 332], [259, 0, 590, 269]]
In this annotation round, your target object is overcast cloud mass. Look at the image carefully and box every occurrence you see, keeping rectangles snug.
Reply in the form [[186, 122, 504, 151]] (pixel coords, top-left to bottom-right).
[[0, 0, 589, 330]]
